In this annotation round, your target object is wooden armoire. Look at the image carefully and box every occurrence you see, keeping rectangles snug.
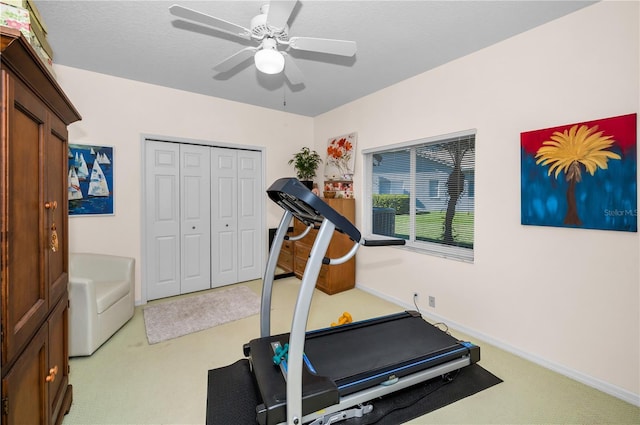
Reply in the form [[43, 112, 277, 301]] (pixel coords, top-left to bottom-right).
[[1, 27, 81, 424]]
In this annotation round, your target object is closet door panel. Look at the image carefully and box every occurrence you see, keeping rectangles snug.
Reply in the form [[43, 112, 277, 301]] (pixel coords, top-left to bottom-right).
[[180, 144, 211, 294], [237, 150, 262, 281], [145, 141, 181, 300], [239, 228, 257, 275], [211, 148, 238, 287]]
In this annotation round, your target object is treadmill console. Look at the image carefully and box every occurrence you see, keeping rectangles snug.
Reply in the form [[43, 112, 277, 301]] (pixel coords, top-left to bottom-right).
[[267, 178, 362, 242]]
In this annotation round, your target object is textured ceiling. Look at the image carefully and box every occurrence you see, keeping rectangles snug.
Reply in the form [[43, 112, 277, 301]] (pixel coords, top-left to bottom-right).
[[34, 1, 595, 117]]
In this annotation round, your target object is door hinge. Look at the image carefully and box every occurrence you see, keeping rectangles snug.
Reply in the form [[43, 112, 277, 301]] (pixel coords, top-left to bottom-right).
[[2, 397, 8, 416]]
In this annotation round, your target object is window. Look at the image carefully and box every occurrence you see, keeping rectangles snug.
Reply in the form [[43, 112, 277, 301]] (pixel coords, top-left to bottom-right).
[[364, 130, 475, 262], [428, 179, 440, 198]]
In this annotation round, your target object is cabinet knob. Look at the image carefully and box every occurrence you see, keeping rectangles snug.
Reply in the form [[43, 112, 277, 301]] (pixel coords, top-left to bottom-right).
[[44, 201, 58, 210], [45, 365, 58, 383]]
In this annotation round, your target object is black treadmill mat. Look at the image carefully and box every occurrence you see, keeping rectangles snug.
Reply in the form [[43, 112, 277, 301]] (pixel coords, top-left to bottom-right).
[[206, 359, 502, 425], [206, 359, 262, 425], [342, 362, 503, 425]]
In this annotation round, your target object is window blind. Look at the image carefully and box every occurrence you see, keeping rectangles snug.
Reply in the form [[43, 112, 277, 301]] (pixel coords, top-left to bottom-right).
[[365, 131, 476, 262]]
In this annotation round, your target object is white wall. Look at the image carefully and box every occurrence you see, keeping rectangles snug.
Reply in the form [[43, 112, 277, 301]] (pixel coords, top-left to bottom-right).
[[313, 1, 639, 403], [55, 66, 313, 301]]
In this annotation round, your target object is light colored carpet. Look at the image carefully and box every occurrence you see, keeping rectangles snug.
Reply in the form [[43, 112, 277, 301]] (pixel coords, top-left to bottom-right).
[[62, 279, 639, 425], [143, 286, 260, 344]]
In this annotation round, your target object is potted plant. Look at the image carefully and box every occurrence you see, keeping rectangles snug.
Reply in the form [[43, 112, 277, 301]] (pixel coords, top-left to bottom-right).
[[288, 147, 322, 189]]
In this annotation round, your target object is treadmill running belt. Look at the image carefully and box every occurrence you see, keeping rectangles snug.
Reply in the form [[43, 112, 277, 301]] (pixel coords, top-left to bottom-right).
[[302, 312, 472, 396]]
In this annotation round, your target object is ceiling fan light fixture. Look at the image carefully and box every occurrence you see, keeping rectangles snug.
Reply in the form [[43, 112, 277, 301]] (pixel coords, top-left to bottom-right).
[[169, 2, 357, 84], [255, 47, 285, 74]]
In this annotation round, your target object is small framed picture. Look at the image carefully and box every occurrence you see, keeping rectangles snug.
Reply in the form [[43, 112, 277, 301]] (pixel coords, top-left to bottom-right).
[[325, 132, 357, 179]]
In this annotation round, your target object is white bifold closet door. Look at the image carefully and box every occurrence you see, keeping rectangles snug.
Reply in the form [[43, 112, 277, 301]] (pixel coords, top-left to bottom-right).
[[210, 148, 262, 287], [145, 142, 211, 300], [145, 141, 262, 301]]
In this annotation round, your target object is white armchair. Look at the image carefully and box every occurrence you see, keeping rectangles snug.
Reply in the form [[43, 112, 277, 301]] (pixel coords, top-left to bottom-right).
[[68, 253, 135, 357]]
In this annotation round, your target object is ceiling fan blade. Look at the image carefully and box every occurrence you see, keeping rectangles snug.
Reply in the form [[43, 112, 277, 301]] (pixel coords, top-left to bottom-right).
[[288, 37, 357, 56], [266, 0, 297, 30], [169, 4, 252, 40], [213, 47, 258, 73], [282, 53, 304, 85]]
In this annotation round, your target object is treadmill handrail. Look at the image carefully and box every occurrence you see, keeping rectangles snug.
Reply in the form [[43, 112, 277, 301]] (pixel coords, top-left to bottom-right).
[[287, 223, 313, 241], [324, 240, 359, 266], [361, 237, 406, 247], [286, 218, 336, 424], [260, 209, 294, 338]]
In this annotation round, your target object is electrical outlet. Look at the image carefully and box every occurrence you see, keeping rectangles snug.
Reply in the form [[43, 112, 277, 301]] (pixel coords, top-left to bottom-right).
[[428, 296, 436, 308]]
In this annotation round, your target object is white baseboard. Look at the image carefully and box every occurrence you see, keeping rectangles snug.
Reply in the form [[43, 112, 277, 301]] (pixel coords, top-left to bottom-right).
[[356, 283, 640, 407]]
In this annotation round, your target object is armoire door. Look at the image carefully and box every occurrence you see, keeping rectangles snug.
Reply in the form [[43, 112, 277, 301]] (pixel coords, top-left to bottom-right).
[[46, 113, 70, 306], [3, 77, 49, 367]]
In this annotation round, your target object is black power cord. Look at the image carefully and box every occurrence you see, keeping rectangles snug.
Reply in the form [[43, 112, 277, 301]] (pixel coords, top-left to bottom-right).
[[413, 293, 450, 335]]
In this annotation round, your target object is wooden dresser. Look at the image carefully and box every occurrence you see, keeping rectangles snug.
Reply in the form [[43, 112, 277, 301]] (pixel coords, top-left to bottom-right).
[[1, 27, 81, 424], [282, 198, 356, 295]]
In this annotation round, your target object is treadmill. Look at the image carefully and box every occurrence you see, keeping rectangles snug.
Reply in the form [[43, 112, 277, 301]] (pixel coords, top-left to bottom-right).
[[245, 178, 480, 425]]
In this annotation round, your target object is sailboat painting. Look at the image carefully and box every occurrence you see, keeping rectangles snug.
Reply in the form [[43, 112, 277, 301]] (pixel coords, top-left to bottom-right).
[[68, 167, 82, 200], [68, 144, 114, 216], [88, 160, 110, 197]]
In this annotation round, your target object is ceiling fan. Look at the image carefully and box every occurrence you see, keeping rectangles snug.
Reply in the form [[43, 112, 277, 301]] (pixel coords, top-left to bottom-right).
[[169, 1, 357, 85]]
